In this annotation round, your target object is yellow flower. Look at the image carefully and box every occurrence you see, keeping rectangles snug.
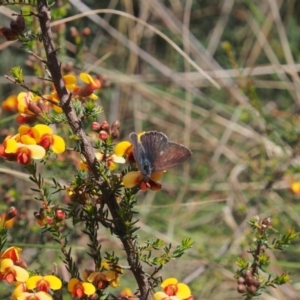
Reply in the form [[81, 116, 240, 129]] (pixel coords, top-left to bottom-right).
[[14, 124, 65, 154], [0, 136, 46, 165], [159, 278, 192, 300], [0, 258, 29, 283], [26, 275, 62, 292], [68, 278, 96, 298], [17, 291, 52, 300], [123, 170, 163, 191], [80, 152, 125, 171]]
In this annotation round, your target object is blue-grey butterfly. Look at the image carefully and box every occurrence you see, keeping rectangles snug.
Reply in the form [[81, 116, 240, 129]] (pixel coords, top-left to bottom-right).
[[129, 131, 192, 189]]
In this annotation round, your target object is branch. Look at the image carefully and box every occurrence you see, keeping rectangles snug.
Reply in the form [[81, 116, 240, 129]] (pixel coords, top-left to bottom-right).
[[36, 1, 152, 298]]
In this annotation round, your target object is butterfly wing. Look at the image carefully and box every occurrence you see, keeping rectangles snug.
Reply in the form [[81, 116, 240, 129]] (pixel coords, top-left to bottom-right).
[[139, 131, 169, 164], [130, 131, 192, 175], [129, 131, 169, 177], [151, 141, 192, 172]]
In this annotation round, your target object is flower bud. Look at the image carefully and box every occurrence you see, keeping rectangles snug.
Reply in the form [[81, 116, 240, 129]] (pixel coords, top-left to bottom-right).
[[16, 16, 25, 32], [0, 27, 17, 41], [70, 26, 79, 38], [28, 101, 42, 115], [82, 27, 91, 36], [92, 122, 101, 132], [89, 293, 99, 300], [246, 284, 258, 295], [16, 114, 37, 124], [15, 258, 27, 269], [262, 217, 272, 228], [10, 16, 25, 34], [99, 130, 108, 141], [237, 277, 245, 284], [100, 121, 110, 131], [5, 206, 17, 221], [56, 209, 66, 220], [36, 99, 47, 112], [237, 284, 246, 293], [45, 216, 53, 224], [111, 120, 120, 140]]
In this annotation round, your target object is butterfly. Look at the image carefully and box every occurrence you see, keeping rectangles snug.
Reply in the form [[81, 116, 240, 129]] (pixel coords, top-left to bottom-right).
[[129, 131, 192, 190]]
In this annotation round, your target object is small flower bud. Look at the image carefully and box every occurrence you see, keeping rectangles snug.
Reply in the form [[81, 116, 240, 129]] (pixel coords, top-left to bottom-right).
[[16, 16, 25, 32], [10, 16, 25, 35], [237, 284, 246, 293], [97, 280, 109, 290], [36, 99, 47, 112], [70, 26, 79, 38], [252, 279, 260, 288], [16, 114, 37, 124], [99, 130, 108, 141], [246, 284, 258, 295], [100, 121, 110, 131], [89, 293, 99, 300], [15, 258, 27, 269], [111, 120, 120, 140], [34, 211, 41, 220], [237, 277, 245, 284], [0, 27, 17, 41], [45, 216, 53, 224], [56, 209, 66, 220], [28, 101, 42, 115], [5, 206, 17, 221], [82, 27, 91, 36], [262, 217, 272, 228], [243, 270, 253, 281], [92, 122, 101, 132]]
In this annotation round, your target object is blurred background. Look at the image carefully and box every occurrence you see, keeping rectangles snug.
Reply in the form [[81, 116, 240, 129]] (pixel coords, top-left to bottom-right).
[[1, 0, 300, 299]]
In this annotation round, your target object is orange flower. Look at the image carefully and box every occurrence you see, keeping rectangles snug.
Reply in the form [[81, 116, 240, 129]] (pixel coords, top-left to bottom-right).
[[68, 278, 96, 298], [2, 95, 18, 112], [73, 73, 101, 100], [0, 211, 16, 229], [86, 261, 123, 290], [0, 247, 22, 262]]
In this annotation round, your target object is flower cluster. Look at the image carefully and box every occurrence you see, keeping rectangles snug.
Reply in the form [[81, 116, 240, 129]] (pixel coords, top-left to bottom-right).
[[85, 261, 123, 290], [2, 73, 101, 124], [0, 124, 65, 165], [153, 278, 194, 300], [0, 15, 25, 41], [67, 262, 123, 299], [34, 202, 67, 227], [78, 120, 125, 171], [0, 246, 62, 300]]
